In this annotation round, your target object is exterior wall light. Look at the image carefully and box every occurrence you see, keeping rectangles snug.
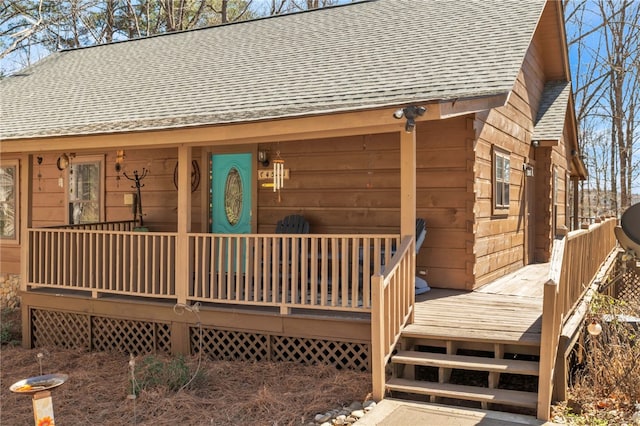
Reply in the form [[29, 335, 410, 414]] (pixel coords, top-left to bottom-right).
[[257, 149, 269, 167], [523, 163, 534, 177], [531, 140, 540, 148], [115, 150, 125, 172]]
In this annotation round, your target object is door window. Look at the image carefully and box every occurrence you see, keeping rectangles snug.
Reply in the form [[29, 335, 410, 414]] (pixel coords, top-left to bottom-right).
[[69, 157, 103, 224]]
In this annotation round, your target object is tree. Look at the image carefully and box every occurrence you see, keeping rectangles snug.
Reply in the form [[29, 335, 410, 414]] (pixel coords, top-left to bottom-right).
[[0, 0, 258, 73], [566, 0, 640, 216]]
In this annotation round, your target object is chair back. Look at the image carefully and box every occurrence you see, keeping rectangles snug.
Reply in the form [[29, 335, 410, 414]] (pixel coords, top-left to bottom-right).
[[276, 214, 310, 234]]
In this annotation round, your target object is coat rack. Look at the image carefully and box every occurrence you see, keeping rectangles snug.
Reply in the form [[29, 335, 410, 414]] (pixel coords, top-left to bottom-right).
[[123, 169, 148, 227]]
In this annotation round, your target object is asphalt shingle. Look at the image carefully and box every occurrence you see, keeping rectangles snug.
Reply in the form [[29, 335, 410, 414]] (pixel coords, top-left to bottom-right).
[[0, 0, 546, 140], [533, 81, 571, 142]]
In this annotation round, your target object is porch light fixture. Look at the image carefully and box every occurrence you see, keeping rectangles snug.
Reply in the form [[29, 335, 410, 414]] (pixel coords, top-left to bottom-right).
[[115, 150, 125, 172], [523, 163, 534, 177], [392, 105, 426, 132], [531, 140, 540, 148], [257, 149, 269, 167], [115, 150, 125, 187]]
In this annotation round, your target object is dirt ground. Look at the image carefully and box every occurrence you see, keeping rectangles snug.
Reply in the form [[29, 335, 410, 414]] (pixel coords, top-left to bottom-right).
[[0, 309, 372, 425]]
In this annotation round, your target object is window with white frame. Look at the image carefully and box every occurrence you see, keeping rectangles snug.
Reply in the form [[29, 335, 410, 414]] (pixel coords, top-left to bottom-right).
[[68, 156, 103, 224], [493, 148, 511, 212], [0, 160, 18, 242]]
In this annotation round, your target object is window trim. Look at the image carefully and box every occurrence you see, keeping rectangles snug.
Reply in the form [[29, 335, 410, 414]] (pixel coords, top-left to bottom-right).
[[65, 155, 105, 224], [0, 159, 19, 244], [492, 147, 511, 215]]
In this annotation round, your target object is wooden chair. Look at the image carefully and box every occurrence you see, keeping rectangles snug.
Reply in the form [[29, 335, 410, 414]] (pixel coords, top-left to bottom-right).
[[275, 214, 310, 234], [414, 218, 430, 294]]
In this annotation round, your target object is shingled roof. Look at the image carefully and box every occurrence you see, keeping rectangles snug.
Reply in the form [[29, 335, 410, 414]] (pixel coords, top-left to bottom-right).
[[533, 81, 571, 142], [0, 0, 546, 140]]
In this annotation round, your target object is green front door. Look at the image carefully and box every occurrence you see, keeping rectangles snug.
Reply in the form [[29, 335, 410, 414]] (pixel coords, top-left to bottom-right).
[[211, 153, 252, 233]]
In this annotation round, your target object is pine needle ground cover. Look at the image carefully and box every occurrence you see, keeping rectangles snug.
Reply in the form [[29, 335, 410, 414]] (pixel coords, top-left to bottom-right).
[[0, 308, 371, 425]]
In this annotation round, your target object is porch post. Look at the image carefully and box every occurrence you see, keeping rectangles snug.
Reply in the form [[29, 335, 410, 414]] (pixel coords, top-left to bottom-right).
[[20, 154, 33, 348], [400, 129, 416, 322], [176, 145, 192, 305]]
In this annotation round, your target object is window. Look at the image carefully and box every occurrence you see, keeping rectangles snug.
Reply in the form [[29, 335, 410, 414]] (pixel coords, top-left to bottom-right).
[[68, 156, 103, 224], [0, 160, 18, 242], [493, 148, 510, 212]]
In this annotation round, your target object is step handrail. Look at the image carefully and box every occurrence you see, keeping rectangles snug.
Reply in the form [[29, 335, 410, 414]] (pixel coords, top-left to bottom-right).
[[371, 235, 415, 400]]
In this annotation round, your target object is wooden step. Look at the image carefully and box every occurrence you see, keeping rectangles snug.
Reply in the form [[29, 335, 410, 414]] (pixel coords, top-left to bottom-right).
[[393, 350, 540, 376], [386, 378, 538, 409]]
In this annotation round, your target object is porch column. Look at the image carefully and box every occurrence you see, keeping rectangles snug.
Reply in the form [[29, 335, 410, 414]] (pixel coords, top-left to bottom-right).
[[176, 145, 192, 305], [400, 130, 416, 239], [20, 153, 33, 348], [400, 129, 416, 322]]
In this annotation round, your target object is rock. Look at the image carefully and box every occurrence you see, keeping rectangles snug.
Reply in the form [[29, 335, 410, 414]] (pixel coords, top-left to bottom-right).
[[334, 415, 346, 425], [320, 423, 331, 426], [363, 400, 376, 409], [315, 413, 331, 423], [346, 416, 357, 423], [350, 409, 365, 419], [348, 401, 363, 411]]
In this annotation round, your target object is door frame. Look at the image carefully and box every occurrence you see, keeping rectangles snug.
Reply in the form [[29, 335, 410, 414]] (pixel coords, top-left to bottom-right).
[[525, 159, 536, 264]]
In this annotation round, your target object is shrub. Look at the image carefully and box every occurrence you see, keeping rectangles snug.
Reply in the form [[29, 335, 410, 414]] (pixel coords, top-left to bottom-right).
[[572, 293, 640, 409], [0, 307, 21, 346], [130, 354, 204, 396]]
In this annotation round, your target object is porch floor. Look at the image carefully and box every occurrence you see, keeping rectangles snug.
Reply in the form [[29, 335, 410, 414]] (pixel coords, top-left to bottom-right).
[[405, 263, 549, 346]]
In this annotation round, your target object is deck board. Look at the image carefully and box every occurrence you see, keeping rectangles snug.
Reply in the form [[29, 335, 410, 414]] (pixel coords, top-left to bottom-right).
[[408, 263, 549, 346]]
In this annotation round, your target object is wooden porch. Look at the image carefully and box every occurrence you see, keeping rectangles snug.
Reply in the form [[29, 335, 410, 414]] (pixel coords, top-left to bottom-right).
[[408, 262, 548, 348], [19, 218, 618, 421]]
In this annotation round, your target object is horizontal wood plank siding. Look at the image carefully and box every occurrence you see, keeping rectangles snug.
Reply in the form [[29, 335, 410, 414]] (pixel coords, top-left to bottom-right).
[[472, 28, 571, 289], [27, 148, 203, 232]]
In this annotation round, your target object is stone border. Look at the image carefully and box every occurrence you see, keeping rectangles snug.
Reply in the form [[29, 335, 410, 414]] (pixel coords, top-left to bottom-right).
[[0, 274, 20, 309]]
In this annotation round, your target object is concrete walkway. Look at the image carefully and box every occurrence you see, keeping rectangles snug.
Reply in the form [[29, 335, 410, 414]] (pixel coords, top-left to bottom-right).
[[356, 399, 557, 426]]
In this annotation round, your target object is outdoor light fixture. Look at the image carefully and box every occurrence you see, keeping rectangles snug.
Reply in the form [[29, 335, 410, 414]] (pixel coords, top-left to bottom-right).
[[523, 163, 534, 177], [257, 149, 269, 167], [393, 105, 426, 132], [115, 150, 125, 172], [531, 140, 540, 148]]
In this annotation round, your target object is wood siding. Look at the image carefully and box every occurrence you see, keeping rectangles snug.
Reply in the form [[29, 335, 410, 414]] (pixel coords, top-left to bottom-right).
[[472, 28, 573, 289], [255, 133, 402, 234], [253, 118, 474, 290], [28, 148, 203, 232]]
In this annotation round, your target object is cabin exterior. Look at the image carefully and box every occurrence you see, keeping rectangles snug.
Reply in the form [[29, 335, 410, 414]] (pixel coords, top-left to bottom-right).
[[0, 0, 617, 420]]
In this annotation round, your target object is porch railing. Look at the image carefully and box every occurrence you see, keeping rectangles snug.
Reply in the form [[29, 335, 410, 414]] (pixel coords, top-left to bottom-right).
[[45, 220, 139, 231], [26, 226, 400, 312], [556, 218, 617, 318], [371, 235, 415, 400], [188, 233, 400, 313], [537, 217, 617, 420], [28, 228, 177, 298]]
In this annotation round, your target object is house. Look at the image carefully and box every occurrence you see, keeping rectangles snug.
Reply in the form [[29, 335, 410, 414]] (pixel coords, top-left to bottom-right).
[[0, 0, 616, 420]]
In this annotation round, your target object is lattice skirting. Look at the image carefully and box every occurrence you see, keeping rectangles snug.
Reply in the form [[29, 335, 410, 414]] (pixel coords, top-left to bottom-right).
[[615, 264, 640, 308], [191, 326, 370, 371], [29, 309, 370, 371], [31, 309, 171, 355]]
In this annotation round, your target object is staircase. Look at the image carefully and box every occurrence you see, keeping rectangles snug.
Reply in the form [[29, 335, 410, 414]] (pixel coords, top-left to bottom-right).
[[386, 333, 541, 412]]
